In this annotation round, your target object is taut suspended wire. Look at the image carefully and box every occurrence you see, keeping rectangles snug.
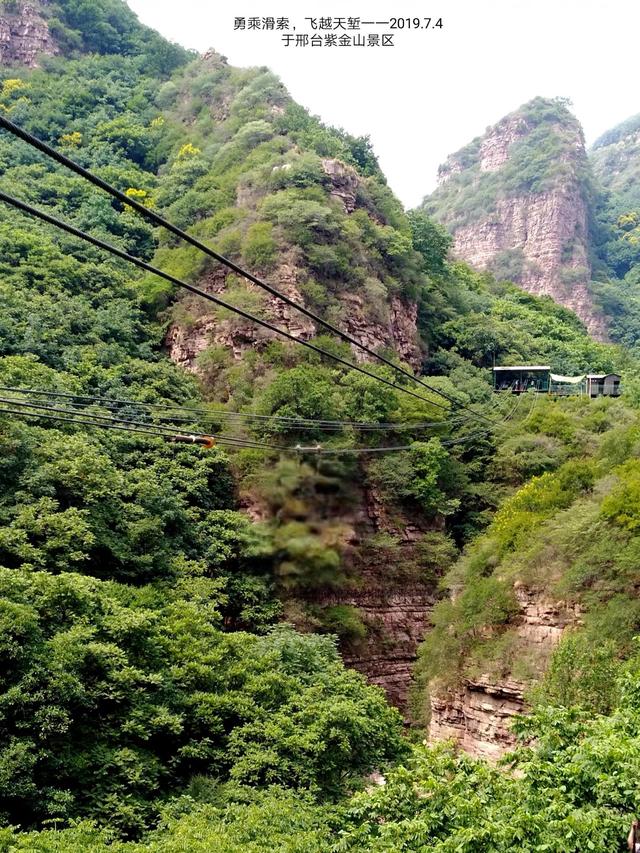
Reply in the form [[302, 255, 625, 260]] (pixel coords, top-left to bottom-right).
[[0, 388, 524, 455], [0, 407, 287, 451], [0, 189, 452, 412], [0, 397, 287, 451], [0, 114, 493, 424], [0, 394, 208, 438], [294, 389, 524, 454], [0, 385, 477, 432]]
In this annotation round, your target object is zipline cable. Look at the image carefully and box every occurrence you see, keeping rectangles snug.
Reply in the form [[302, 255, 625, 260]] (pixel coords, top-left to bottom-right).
[[294, 386, 525, 454], [0, 397, 288, 451], [0, 385, 483, 432], [0, 115, 493, 424], [0, 407, 288, 451], [0, 387, 525, 455], [0, 189, 450, 411]]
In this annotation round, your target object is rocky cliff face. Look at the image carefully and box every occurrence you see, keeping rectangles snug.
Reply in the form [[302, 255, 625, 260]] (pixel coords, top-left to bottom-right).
[[236, 466, 439, 712], [428, 583, 582, 758], [169, 281, 431, 711], [167, 156, 422, 373], [166, 265, 421, 374], [424, 98, 608, 340], [319, 483, 439, 711], [0, 1, 57, 67]]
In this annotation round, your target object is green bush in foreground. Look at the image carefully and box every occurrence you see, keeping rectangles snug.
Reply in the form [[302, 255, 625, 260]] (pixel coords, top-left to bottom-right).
[[0, 568, 404, 837], [12, 650, 640, 851]]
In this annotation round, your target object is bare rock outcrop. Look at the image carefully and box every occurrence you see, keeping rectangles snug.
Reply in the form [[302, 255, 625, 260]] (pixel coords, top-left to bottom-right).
[[428, 584, 582, 759], [321, 158, 359, 213], [0, 1, 57, 67], [311, 481, 440, 710], [430, 678, 524, 760], [341, 579, 437, 710], [438, 115, 529, 184], [453, 186, 605, 338], [428, 100, 608, 340], [166, 262, 421, 373], [166, 255, 316, 371]]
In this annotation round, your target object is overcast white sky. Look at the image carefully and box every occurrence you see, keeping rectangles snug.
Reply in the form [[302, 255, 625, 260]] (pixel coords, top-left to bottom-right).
[[128, 0, 640, 208]]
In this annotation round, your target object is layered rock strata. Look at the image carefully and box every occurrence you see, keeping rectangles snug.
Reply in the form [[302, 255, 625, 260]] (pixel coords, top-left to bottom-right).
[[428, 584, 582, 758], [427, 102, 608, 339], [0, 1, 57, 67]]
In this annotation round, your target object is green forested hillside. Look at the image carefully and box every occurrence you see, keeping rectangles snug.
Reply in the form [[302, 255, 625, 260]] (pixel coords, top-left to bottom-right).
[[415, 393, 640, 699], [588, 117, 640, 354], [1, 1, 640, 850]]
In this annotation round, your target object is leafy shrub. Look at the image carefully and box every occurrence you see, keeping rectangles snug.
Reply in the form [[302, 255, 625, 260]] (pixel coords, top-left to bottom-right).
[[492, 461, 595, 551], [242, 221, 277, 269], [533, 632, 621, 714], [368, 439, 460, 518], [0, 569, 404, 835], [601, 459, 640, 530]]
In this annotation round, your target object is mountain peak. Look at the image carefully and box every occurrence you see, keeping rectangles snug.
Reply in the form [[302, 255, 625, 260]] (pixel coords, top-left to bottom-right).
[[422, 96, 607, 339], [437, 97, 580, 186]]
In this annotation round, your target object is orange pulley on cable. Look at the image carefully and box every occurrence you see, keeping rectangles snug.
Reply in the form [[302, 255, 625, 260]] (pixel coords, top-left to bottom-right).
[[168, 434, 217, 449]]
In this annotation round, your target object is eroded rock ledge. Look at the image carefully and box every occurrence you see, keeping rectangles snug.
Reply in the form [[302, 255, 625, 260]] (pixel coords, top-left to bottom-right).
[[428, 585, 582, 759]]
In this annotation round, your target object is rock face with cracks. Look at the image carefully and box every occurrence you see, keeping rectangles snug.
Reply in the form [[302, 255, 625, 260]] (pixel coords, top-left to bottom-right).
[[425, 99, 608, 340], [0, 1, 57, 67], [428, 585, 582, 758]]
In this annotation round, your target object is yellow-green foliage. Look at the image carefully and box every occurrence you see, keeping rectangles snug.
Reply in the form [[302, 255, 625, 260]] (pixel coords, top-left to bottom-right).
[[0, 76, 30, 112], [601, 459, 640, 530], [177, 142, 201, 158], [492, 461, 595, 551], [60, 130, 83, 148], [242, 221, 277, 269]]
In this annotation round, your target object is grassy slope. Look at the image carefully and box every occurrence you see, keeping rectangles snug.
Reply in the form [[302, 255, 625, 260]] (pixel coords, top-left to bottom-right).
[[415, 393, 640, 705]]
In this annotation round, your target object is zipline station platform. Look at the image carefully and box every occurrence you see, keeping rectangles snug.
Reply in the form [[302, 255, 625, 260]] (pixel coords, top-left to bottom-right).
[[493, 366, 622, 397], [586, 373, 622, 398], [492, 365, 550, 393]]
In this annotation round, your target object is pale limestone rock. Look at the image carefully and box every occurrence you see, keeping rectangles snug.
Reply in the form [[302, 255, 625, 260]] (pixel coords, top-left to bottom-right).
[[429, 678, 524, 761], [434, 111, 608, 340], [452, 186, 607, 339], [479, 116, 529, 172], [428, 585, 582, 760], [0, 1, 57, 67]]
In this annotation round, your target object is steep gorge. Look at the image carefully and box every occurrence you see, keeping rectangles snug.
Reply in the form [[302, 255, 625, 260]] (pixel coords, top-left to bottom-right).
[[1, 1, 633, 748], [0, 1, 443, 718], [6, 1, 640, 848]]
